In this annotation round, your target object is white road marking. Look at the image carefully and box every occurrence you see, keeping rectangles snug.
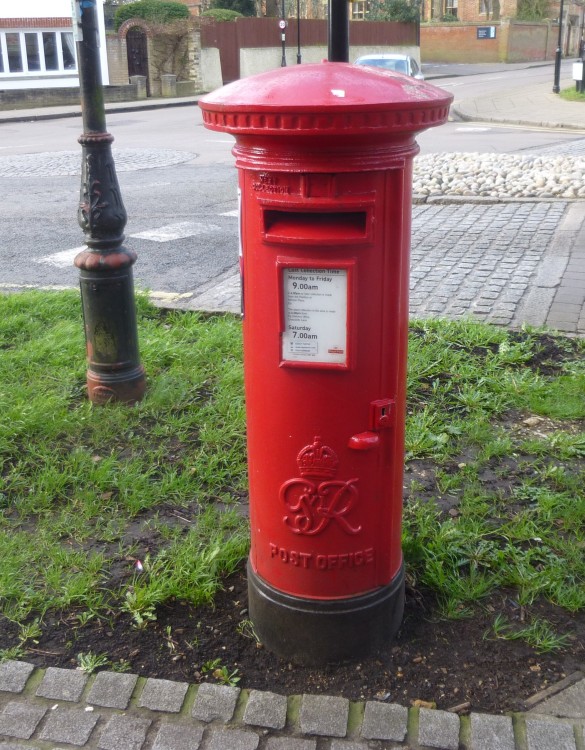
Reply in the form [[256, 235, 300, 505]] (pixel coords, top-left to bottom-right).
[[455, 127, 492, 132], [149, 291, 194, 302], [0, 282, 74, 291], [35, 247, 85, 268], [131, 221, 221, 242], [220, 209, 239, 217]]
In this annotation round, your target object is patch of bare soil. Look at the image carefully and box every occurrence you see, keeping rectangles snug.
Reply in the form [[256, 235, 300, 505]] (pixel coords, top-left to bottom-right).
[[3, 569, 584, 715]]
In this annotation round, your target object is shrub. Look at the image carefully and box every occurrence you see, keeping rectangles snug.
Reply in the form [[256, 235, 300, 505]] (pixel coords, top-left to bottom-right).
[[366, 0, 421, 23], [201, 8, 244, 20], [211, 0, 256, 15], [516, 0, 550, 20], [114, 0, 190, 30]]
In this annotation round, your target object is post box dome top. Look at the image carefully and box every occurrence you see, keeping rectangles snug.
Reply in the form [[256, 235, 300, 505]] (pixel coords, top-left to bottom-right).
[[199, 62, 453, 137]]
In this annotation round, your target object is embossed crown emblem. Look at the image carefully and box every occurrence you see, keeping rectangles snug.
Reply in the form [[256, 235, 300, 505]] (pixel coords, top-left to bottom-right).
[[296, 436, 338, 479]]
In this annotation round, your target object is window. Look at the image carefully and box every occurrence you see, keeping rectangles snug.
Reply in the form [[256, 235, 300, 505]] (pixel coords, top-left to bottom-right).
[[0, 30, 77, 77], [43, 32, 59, 70], [479, 0, 493, 12], [25, 33, 41, 72], [6, 33, 23, 73], [61, 33, 76, 69], [444, 0, 458, 15], [351, 0, 368, 19]]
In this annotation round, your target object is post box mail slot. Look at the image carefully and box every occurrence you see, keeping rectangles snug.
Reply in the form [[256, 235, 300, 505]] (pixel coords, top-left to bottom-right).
[[264, 210, 369, 243], [200, 62, 453, 664]]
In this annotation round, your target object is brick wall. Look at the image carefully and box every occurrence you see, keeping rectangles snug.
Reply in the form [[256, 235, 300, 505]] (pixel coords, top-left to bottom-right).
[[0, 18, 72, 28], [420, 21, 555, 62], [455, 0, 518, 21], [506, 21, 553, 61], [421, 23, 506, 61]]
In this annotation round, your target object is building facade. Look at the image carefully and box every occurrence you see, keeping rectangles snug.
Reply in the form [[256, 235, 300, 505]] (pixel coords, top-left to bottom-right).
[[0, 0, 109, 90]]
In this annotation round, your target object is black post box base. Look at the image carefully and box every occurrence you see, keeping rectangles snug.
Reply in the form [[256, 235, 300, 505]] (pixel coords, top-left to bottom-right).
[[247, 561, 405, 666]]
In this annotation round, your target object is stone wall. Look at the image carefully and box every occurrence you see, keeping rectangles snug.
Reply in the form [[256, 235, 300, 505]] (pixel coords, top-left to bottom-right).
[[420, 20, 559, 62], [106, 34, 129, 86], [0, 84, 140, 111], [239, 44, 421, 79]]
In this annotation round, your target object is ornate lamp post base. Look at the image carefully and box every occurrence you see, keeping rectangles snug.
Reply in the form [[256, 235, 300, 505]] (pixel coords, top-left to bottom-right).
[[75, 247, 146, 405], [73, 1, 145, 404]]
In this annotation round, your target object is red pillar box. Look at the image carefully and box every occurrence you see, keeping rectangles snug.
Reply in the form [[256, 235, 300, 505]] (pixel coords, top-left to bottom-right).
[[200, 63, 452, 665]]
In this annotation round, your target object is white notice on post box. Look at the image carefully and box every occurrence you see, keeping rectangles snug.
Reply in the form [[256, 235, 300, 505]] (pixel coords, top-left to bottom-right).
[[282, 267, 348, 365]]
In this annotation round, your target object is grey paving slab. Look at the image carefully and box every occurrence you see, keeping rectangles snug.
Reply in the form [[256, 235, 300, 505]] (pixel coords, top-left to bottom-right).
[[0, 662, 34, 694], [265, 739, 317, 750], [243, 689, 287, 730], [98, 714, 152, 750], [206, 728, 260, 750], [191, 682, 240, 722], [0, 745, 36, 750], [470, 713, 515, 750], [361, 701, 408, 741], [418, 707, 460, 750], [86, 671, 139, 709], [0, 700, 47, 739], [299, 694, 349, 738], [138, 677, 189, 713], [36, 667, 89, 702], [525, 717, 577, 750], [39, 706, 100, 746], [151, 721, 204, 750], [331, 742, 371, 750]]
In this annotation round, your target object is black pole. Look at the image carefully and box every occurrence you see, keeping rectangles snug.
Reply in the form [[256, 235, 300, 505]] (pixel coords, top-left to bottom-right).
[[73, 0, 146, 404], [553, 0, 565, 93], [281, 0, 287, 67], [297, 0, 301, 64], [328, 0, 349, 62]]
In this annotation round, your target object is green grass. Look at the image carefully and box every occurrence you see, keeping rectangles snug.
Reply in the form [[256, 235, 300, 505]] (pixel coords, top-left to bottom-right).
[[0, 292, 584, 657], [559, 86, 585, 102], [0, 291, 248, 631]]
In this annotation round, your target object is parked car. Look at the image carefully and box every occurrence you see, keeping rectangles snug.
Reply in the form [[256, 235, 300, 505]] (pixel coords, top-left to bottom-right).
[[354, 54, 424, 80]]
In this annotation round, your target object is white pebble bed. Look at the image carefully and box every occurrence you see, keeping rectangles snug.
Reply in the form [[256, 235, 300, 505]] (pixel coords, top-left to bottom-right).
[[413, 152, 585, 199]]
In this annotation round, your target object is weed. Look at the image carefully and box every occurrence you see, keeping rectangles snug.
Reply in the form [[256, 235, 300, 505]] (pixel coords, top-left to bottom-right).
[[237, 619, 260, 643], [486, 614, 571, 653], [77, 651, 111, 674], [213, 665, 241, 687], [202, 658, 222, 673], [0, 647, 27, 662], [202, 659, 241, 686]]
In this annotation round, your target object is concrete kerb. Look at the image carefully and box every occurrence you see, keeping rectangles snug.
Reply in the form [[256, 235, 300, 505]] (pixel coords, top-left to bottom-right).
[[452, 110, 585, 132], [0, 96, 201, 125], [1, 662, 585, 749]]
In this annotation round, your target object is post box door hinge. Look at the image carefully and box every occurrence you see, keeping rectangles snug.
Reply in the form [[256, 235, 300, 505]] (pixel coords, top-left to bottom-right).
[[370, 398, 395, 431]]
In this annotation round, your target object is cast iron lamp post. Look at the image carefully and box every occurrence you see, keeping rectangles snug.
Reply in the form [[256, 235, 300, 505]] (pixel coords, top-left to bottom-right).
[[281, 0, 287, 66], [297, 0, 301, 64], [328, 0, 350, 62], [553, 0, 565, 93], [72, 0, 146, 404]]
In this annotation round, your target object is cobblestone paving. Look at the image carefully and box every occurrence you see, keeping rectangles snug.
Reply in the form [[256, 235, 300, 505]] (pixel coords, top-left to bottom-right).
[[0, 149, 194, 177], [409, 202, 567, 326], [188, 202, 578, 334], [0, 662, 582, 750], [526, 137, 585, 156]]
